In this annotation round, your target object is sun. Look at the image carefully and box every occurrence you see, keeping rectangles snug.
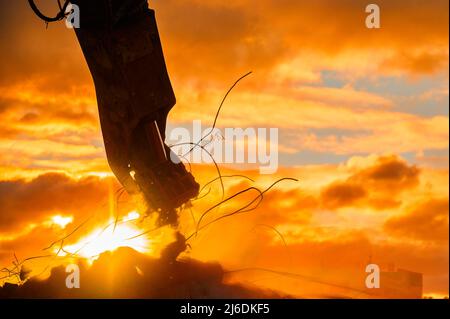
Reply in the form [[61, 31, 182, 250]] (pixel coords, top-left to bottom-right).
[[50, 215, 73, 228], [57, 212, 151, 263]]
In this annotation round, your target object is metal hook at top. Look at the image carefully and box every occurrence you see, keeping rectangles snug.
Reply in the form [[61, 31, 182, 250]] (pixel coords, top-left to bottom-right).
[[27, 0, 70, 23]]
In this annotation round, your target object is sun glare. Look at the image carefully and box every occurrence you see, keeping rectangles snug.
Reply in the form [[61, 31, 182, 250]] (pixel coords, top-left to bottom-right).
[[57, 212, 151, 263], [51, 215, 73, 229]]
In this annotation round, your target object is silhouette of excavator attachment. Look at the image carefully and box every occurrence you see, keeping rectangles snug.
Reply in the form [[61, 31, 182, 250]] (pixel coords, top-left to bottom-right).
[[28, 0, 200, 226], [131, 121, 199, 226]]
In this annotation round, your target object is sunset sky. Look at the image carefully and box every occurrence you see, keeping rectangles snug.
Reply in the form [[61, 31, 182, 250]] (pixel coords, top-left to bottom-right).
[[0, 0, 448, 298]]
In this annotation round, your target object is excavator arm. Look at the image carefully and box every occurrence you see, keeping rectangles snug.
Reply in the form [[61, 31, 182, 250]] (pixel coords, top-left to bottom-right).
[[28, 0, 199, 226]]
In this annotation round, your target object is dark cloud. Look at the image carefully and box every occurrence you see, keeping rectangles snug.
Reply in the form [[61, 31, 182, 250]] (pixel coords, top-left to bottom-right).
[[355, 156, 420, 187], [385, 198, 449, 242], [0, 173, 110, 232], [321, 156, 420, 210], [321, 183, 366, 210]]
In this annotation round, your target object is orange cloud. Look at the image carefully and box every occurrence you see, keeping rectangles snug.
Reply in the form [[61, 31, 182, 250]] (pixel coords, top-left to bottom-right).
[[321, 183, 367, 210], [385, 198, 449, 242], [0, 173, 110, 232], [0, 0, 447, 298], [321, 156, 419, 210], [0, 154, 447, 297]]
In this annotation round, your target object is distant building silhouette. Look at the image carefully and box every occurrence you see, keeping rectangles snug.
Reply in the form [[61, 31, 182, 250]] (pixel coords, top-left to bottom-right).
[[366, 268, 423, 299]]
